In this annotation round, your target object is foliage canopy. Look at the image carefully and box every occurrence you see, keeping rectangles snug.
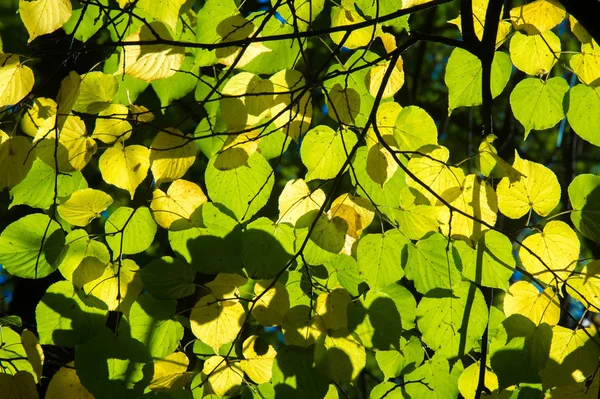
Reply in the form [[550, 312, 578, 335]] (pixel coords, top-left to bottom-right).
[[1, 0, 600, 398]]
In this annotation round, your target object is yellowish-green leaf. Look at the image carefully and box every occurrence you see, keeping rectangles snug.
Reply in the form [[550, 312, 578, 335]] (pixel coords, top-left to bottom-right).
[[0, 54, 34, 108], [202, 355, 243, 397], [240, 335, 277, 384], [118, 22, 184, 82], [449, 0, 511, 46], [46, 363, 94, 399], [393, 105, 438, 152], [330, 6, 375, 49], [270, 69, 312, 141], [570, 43, 600, 86], [314, 287, 351, 331], [315, 328, 366, 382], [406, 145, 465, 205], [437, 173, 498, 242], [329, 193, 374, 238], [215, 15, 272, 68], [476, 134, 523, 180], [58, 230, 109, 288], [20, 97, 56, 138], [72, 71, 119, 114], [518, 221, 580, 286], [92, 104, 132, 144], [21, 330, 43, 381], [278, 178, 326, 226], [190, 294, 244, 352], [57, 188, 113, 227], [220, 72, 274, 130], [99, 142, 150, 199], [566, 260, 600, 311], [366, 58, 404, 99], [214, 131, 260, 170], [509, 0, 565, 34], [150, 179, 207, 229], [252, 280, 290, 327], [503, 281, 560, 325], [496, 152, 560, 219], [136, 0, 186, 32], [148, 352, 190, 392], [19, 0, 72, 43], [55, 71, 80, 131], [458, 362, 499, 399], [509, 31, 561, 76], [0, 371, 39, 399], [282, 305, 319, 347], [206, 273, 248, 299], [83, 259, 143, 313], [150, 128, 196, 184], [301, 126, 358, 181], [0, 133, 34, 190]]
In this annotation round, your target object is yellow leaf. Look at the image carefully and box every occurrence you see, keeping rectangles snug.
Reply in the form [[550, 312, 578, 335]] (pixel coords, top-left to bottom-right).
[[252, 280, 290, 327], [278, 178, 326, 226], [496, 152, 560, 219], [569, 15, 593, 45], [315, 328, 366, 382], [449, 0, 512, 47], [458, 362, 499, 399], [20, 97, 56, 138], [270, 69, 312, 141], [220, 72, 274, 130], [566, 260, 600, 311], [367, 101, 402, 148], [57, 188, 113, 227], [509, 31, 561, 76], [58, 231, 109, 288], [503, 281, 560, 325], [570, 43, 600, 86], [129, 104, 155, 123], [190, 294, 245, 352], [72, 71, 119, 114], [148, 352, 190, 392], [34, 114, 97, 171], [46, 363, 93, 399], [365, 143, 398, 187], [540, 326, 600, 388], [150, 128, 196, 184], [214, 131, 260, 170], [0, 371, 39, 399], [216, 15, 272, 68], [21, 330, 43, 381], [476, 134, 523, 180], [83, 259, 143, 313], [136, 0, 187, 32], [509, 0, 565, 34], [0, 133, 34, 190], [406, 145, 465, 205], [19, 0, 72, 43], [330, 6, 375, 49], [206, 273, 248, 299], [92, 104, 132, 144], [150, 179, 208, 229], [329, 193, 375, 238], [56, 71, 80, 131], [437, 174, 498, 242], [118, 22, 184, 82], [99, 141, 150, 199], [518, 221, 579, 286], [366, 58, 404, 99], [314, 287, 351, 331], [282, 305, 319, 347], [0, 54, 34, 107], [240, 335, 277, 384], [202, 356, 243, 397]]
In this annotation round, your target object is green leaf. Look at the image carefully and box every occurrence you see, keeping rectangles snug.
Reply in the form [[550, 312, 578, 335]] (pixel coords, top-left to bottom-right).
[[75, 327, 153, 399], [375, 336, 424, 379], [510, 77, 569, 138], [357, 229, 409, 291], [300, 126, 358, 182], [127, 294, 184, 359], [10, 159, 87, 210], [242, 217, 294, 279], [416, 281, 488, 359], [295, 212, 347, 265], [0, 327, 36, 379], [105, 206, 157, 256], [404, 353, 461, 399], [62, 0, 107, 42], [151, 56, 197, 111], [57, 229, 109, 287], [195, 0, 239, 67], [271, 345, 329, 398], [168, 203, 243, 274], [568, 174, 600, 241], [35, 280, 107, 347], [369, 382, 403, 399], [0, 213, 65, 279], [140, 256, 196, 300], [567, 84, 600, 146], [0, 315, 22, 328], [323, 254, 366, 297], [458, 230, 516, 290], [72, 71, 119, 114], [445, 48, 512, 114], [205, 152, 274, 222], [405, 232, 462, 294]]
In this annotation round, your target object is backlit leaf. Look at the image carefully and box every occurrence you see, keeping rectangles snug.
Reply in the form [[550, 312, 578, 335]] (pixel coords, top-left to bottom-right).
[[57, 188, 113, 227], [19, 0, 72, 43], [0, 54, 34, 107], [190, 294, 245, 352], [150, 128, 196, 184], [503, 281, 560, 325], [99, 142, 150, 199]]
